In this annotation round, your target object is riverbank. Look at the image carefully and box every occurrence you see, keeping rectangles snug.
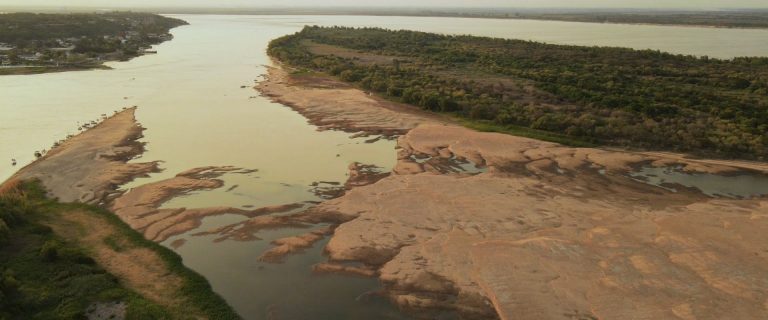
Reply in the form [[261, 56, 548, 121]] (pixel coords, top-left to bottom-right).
[[0, 12, 187, 77], [267, 26, 768, 160], [256, 64, 445, 137], [0, 64, 111, 75], [9, 107, 159, 205], [257, 63, 768, 319], [0, 108, 240, 319]]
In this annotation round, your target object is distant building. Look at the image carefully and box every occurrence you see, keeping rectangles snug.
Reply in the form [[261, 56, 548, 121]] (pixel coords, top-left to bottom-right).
[[20, 52, 43, 61]]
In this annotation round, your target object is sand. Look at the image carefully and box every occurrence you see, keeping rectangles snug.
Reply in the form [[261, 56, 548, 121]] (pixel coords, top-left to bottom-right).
[[259, 227, 332, 263], [8, 107, 158, 205], [7, 63, 768, 319], [256, 64, 444, 136], [258, 64, 768, 319], [110, 166, 304, 242]]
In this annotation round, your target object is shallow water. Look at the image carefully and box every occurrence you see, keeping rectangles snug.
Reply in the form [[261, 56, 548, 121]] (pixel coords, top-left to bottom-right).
[[164, 216, 408, 320], [2, 14, 768, 319], [409, 154, 487, 175], [629, 166, 768, 198], [4, 15, 768, 182]]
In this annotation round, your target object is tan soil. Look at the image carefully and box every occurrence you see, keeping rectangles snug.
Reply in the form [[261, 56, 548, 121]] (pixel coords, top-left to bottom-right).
[[256, 64, 445, 136], [47, 209, 206, 318], [258, 227, 331, 263], [9, 107, 159, 205], [259, 64, 768, 320]]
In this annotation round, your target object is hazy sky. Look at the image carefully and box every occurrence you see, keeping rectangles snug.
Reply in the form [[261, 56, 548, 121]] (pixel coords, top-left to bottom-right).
[[3, 0, 767, 9]]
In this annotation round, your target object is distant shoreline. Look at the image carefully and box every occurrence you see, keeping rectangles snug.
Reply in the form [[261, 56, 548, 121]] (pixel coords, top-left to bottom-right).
[[0, 64, 110, 76], [3, 7, 768, 29], [160, 12, 768, 30], [0, 12, 187, 76]]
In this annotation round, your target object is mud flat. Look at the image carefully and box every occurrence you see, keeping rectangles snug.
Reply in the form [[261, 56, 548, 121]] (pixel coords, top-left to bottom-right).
[[258, 64, 768, 320]]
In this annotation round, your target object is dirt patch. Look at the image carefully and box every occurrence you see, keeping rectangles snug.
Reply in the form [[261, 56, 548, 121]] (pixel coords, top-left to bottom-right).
[[47, 209, 204, 317], [304, 40, 405, 66]]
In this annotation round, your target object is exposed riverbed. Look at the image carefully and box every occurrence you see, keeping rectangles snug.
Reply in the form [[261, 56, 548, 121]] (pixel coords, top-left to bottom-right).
[[3, 14, 768, 319]]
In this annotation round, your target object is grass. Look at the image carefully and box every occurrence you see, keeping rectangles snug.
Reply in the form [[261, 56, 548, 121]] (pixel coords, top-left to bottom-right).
[[453, 117, 598, 148], [0, 180, 241, 319], [0, 180, 166, 319]]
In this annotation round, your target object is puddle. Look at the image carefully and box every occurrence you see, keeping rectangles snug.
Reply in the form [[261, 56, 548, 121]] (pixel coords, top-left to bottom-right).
[[409, 154, 487, 175], [629, 166, 768, 198]]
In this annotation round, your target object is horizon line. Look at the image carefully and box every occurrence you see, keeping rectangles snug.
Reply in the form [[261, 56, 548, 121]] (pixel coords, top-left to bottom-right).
[[2, 5, 768, 11]]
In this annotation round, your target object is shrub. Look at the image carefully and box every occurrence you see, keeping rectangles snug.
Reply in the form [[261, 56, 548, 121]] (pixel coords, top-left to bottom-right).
[[40, 240, 61, 262]]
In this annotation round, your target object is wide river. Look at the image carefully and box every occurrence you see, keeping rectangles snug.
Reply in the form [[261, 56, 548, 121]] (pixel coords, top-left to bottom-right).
[[2, 15, 768, 319]]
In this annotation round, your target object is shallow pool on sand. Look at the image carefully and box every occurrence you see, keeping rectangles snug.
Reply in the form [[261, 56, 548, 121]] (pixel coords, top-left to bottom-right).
[[629, 166, 768, 199]]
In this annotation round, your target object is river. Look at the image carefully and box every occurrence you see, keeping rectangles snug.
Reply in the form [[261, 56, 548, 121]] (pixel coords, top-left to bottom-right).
[[1, 14, 768, 319]]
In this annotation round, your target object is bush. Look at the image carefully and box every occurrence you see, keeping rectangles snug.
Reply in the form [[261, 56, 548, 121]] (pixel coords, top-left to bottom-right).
[[0, 219, 9, 244], [39, 240, 61, 261]]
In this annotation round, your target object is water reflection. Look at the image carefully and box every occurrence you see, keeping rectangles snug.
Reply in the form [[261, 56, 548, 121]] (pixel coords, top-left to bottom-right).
[[165, 215, 410, 320], [629, 166, 768, 198], [4, 14, 768, 319]]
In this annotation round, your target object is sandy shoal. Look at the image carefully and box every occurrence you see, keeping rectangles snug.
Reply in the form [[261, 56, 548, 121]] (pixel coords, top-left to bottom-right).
[[259, 64, 768, 320]]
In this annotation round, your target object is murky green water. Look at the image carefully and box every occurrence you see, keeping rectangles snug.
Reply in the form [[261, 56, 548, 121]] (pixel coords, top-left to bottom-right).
[[629, 166, 768, 199], [2, 14, 768, 319]]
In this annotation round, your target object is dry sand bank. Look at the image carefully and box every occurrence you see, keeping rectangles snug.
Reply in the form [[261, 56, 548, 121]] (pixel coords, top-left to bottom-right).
[[5, 107, 300, 245], [257, 64, 768, 320], [256, 64, 445, 136], [8, 107, 158, 205]]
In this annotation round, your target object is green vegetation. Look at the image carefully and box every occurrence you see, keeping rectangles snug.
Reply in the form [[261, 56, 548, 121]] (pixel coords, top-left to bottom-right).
[[0, 12, 186, 45], [0, 12, 187, 72], [153, 7, 768, 29], [268, 26, 768, 159], [511, 11, 768, 29], [0, 181, 162, 319], [413, 10, 768, 29], [0, 180, 240, 319]]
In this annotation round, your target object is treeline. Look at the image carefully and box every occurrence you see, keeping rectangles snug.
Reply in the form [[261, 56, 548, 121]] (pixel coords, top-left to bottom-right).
[[268, 26, 768, 159], [508, 11, 768, 29], [0, 12, 187, 45]]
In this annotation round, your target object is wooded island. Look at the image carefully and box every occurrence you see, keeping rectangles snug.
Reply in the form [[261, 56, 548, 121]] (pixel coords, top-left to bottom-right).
[[269, 26, 768, 159]]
